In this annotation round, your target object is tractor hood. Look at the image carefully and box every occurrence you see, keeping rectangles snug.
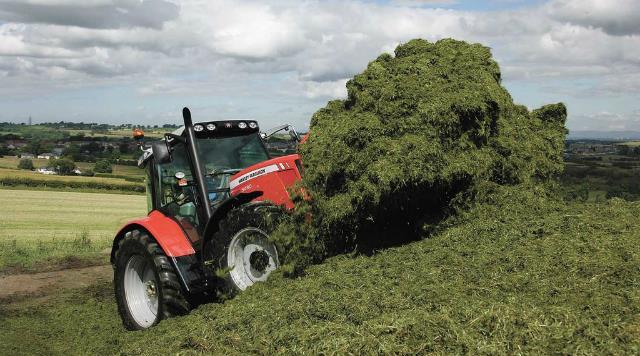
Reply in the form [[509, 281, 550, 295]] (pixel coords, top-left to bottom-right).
[[228, 154, 303, 210]]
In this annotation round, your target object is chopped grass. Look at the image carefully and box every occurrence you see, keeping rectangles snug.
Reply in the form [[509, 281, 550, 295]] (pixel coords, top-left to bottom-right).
[[1, 187, 638, 354]]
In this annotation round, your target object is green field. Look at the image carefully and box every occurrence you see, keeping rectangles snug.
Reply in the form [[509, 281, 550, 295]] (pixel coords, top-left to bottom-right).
[[561, 154, 640, 201], [1, 186, 638, 354], [0, 189, 146, 271], [0, 168, 145, 194], [620, 141, 640, 147], [109, 164, 145, 176], [0, 156, 52, 169]]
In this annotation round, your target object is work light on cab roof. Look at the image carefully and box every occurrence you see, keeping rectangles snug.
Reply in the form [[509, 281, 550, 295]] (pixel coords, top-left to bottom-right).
[[111, 107, 304, 330]]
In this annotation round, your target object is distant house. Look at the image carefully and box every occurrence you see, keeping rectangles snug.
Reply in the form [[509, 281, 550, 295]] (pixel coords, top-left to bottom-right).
[[20, 153, 35, 159], [37, 153, 60, 159], [37, 167, 57, 175], [73, 168, 82, 175]]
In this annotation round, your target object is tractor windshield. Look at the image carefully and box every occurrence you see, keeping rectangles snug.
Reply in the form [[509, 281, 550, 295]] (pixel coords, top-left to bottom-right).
[[195, 133, 269, 173], [196, 133, 269, 206]]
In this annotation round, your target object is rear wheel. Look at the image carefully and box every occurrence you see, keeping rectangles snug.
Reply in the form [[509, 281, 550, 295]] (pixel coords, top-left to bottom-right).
[[206, 204, 282, 295], [114, 229, 190, 330]]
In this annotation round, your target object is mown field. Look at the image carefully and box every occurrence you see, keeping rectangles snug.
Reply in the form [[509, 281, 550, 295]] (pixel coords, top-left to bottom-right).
[[0, 168, 145, 194], [0, 189, 146, 272], [0, 186, 639, 354], [620, 141, 640, 147]]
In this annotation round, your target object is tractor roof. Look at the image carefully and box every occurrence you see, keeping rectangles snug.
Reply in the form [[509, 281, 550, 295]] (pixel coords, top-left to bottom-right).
[[137, 120, 260, 168], [171, 120, 259, 139]]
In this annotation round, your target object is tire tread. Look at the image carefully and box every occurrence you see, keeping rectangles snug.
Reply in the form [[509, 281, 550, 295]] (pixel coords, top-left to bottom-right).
[[114, 229, 191, 330]]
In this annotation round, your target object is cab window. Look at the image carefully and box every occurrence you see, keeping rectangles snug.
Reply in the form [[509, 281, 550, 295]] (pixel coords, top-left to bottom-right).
[[155, 143, 201, 242]]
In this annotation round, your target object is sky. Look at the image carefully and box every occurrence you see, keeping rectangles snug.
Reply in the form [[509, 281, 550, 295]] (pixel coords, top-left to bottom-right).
[[0, 0, 638, 133]]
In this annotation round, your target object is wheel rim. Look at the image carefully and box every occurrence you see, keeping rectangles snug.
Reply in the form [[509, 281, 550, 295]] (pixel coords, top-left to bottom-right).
[[227, 227, 279, 291], [124, 255, 159, 328]]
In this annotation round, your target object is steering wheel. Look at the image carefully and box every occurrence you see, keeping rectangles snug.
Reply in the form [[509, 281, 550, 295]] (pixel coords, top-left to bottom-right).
[[206, 166, 232, 205], [207, 166, 232, 186]]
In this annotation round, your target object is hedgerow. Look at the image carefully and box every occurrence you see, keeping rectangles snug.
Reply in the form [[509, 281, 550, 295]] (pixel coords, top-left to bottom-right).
[[0, 176, 144, 193], [94, 173, 145, 183]]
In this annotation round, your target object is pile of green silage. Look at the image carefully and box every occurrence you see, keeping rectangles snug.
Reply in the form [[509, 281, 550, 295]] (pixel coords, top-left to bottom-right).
[[273, 39, 567, 273], [2, 186, 638, 354]]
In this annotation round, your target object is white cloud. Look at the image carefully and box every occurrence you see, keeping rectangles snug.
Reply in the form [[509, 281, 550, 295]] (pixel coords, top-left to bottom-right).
[[0, 0, 179, 29], [547, 0, 640, 35], [3, 1, 639, 84], [300, 79, 349, 99], [569, 111, 640, 131], [390, 0, 457, 6], [189, 1, 307, 59], [0, 0, 638, 130]]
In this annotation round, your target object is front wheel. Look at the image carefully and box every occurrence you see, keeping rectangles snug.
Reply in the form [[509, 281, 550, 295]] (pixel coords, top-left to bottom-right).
[[206, 204, 283, 295], [113, 230, 191, 330]]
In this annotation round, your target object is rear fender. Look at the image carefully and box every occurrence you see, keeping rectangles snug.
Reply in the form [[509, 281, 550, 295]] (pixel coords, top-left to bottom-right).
[[110, 210, 196, 265]]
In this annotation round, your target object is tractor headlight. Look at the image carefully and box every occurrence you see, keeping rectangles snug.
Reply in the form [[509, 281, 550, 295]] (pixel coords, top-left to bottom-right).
[[248, 122, 257, 129], [206, 123, 216, 131], [238, 122, 247, 129], [194, 124, 204, 132]]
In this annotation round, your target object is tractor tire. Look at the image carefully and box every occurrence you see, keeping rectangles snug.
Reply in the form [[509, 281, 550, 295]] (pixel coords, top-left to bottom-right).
[[113, 229, 190, 330], [206, 204, 283, 297]]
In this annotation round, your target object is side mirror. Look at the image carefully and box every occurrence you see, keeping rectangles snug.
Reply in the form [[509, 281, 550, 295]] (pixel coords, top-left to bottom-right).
[[151, 141, 171, 164]]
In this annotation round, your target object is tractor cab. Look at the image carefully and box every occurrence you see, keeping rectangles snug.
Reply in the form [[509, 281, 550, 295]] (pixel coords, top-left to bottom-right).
[[111, 108, 303, 330], [136, 113, 301, 247], [140, 120, 269, 243]]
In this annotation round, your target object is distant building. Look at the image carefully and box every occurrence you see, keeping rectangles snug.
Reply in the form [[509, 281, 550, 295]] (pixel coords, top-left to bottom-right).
[[20, 153, 35, 159], [37, 153, 60, 159], [37, 167, 57, 175]]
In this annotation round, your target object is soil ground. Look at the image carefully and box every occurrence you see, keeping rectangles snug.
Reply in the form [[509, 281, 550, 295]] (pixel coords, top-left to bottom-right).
[[0, 264, 111, 305]]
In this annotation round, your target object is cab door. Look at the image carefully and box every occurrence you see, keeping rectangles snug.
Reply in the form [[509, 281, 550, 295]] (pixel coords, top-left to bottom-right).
[[153, 142, 202, 245]]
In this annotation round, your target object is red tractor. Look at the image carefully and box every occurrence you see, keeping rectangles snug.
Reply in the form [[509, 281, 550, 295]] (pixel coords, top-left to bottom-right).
[[111, 108, 304, 330]]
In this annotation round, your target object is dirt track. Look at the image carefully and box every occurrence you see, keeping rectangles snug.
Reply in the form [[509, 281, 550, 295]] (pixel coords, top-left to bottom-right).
[[0, 265, 112, 301]]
